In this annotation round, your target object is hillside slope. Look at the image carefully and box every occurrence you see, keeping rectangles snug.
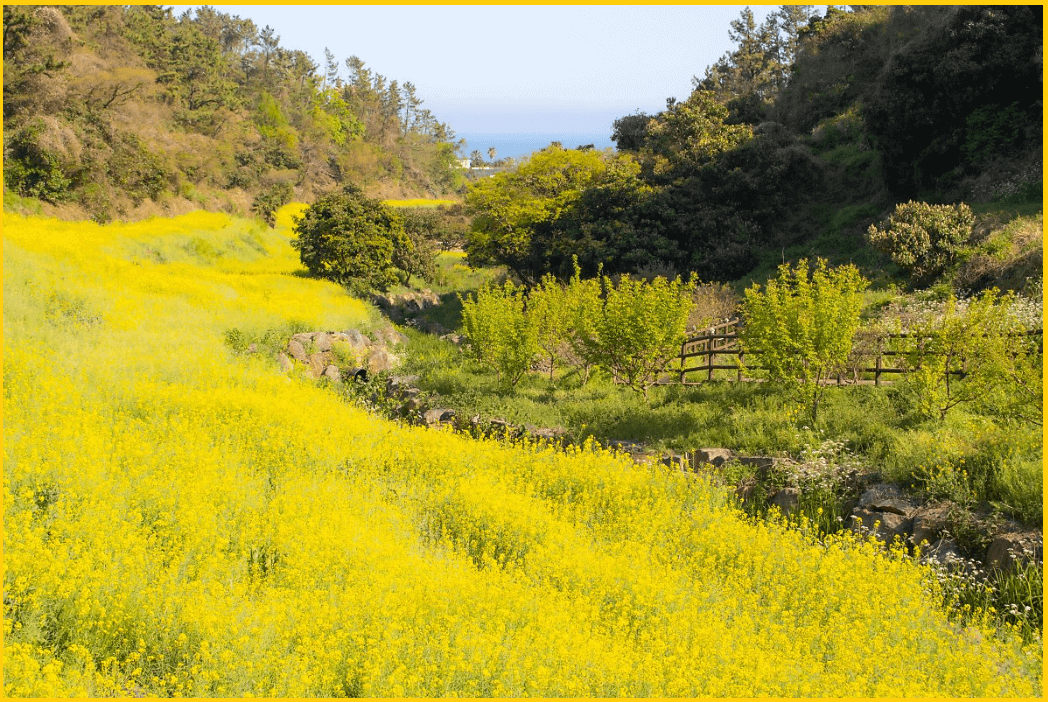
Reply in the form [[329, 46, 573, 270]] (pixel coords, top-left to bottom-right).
[[2, 208, 1041, 696]]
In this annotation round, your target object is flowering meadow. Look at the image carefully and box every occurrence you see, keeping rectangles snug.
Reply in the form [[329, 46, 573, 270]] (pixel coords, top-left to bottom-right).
[[3, 208, 1042, 697]]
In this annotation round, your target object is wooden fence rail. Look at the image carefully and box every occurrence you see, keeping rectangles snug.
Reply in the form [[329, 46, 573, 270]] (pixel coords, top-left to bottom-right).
[[675, 318, 1043, 386]]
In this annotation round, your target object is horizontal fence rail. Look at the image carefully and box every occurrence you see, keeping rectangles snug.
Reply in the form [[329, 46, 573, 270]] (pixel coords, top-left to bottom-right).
[[674, 318, 1043, 386]]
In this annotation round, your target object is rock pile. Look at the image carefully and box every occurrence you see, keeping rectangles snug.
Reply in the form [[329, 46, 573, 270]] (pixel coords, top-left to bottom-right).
[[686, 446, 1043, 573], [381, 375, 568, 443], [276, 329, 407, 381], [370, 290, 441, 323]]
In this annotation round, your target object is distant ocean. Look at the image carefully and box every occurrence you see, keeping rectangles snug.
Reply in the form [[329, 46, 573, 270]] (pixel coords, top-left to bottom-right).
[[457, 132, 616, 161]]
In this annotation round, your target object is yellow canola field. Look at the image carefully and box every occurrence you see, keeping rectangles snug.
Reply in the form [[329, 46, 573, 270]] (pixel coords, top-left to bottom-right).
[[2, 209, 1042, 697]]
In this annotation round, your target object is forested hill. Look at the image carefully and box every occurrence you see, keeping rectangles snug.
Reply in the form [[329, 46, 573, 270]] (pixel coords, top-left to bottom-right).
[[3, 5, 464, 223], [465, 5, 1042, 288]]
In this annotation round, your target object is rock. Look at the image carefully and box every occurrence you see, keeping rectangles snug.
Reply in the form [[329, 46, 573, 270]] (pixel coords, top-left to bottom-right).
[[423, 408, 456, 426], [367, 348, 398, 373], [692, 448, 733, 467], [920, 538, 966, 568], [246, 343, 258, 354], [440, 333, 465, 345], [405, 397, 424, 412], [291, 332, 313, 343], [736, 456, 776, 469], [287, 339, 308, 363], [307, 353, 327, 378], [323, 365, 342, 383], [525, 425, 567, 442], [909, 505, 952, 547], [986, 533, 1043, 572], [385, 375, 419, 397], [631, 452, 658, 466], [856, 483, 915, 516], [658, 451, 688, 470], [369, 293, 394, 311], [735, 478, 758, 504], [344, 329, 371, 349], [770, 487, 801, 517], [372, 327, 407, 347], [277, 352, 294, 373], [313, 332, 332, 352], [849, 508, 912, 544]]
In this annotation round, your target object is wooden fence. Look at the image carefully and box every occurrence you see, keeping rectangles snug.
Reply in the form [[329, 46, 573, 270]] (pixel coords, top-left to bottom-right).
[[676, 318, 1043, 386]]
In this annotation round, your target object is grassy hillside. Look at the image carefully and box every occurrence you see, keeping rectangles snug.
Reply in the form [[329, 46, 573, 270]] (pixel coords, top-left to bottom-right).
[[3, 208, 1042, 696]]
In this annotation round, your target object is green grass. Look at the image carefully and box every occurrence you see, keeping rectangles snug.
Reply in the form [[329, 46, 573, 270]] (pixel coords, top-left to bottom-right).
[[400, 328, 1042, 527]]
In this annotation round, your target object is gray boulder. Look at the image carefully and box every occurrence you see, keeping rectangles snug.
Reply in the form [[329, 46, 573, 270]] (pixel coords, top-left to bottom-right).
[[323, 365, 342, 383], [850, 508, 912, 544], [343, 329, 371, 349], [423, 408, 456, 426], [770, 487, 801, 518], [856, 484, 915, 516], [987, 533, 1043, 572], [920, 538, 967, 568], [692, 448, 733, 468], [909, 505, 952, 547]]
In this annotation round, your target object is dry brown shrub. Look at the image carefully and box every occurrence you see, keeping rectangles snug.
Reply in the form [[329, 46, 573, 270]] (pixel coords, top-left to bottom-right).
[[687, 282, 739, 331]]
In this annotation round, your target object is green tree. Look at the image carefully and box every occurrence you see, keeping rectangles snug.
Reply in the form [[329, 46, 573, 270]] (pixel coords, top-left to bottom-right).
[[291, 186, 410, 291], [527, 274, 571, 381], [464, 144, 608, 284], [900, 291, 1040, 423], [867, 201, 973, 282], [251, 182, 294, 227], [396, 209, 441, 283], [593, 273, 697, 401], [563, 262, 604, 384], [742, 259, 868, 423], [643, 90, 751, 178], [460, 281, 538, 388]]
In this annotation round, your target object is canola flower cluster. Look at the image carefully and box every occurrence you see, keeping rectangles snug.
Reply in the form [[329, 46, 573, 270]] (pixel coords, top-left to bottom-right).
[[3, 209, 1042, 697]]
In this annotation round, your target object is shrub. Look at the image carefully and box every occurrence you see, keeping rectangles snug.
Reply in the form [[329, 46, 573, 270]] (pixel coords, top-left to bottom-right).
[[742, 259, 868, 424], [396, 209, 442, 283], [898, 290, 1041, 422], [527, 274, 571, 381], [592, 273, 696, 401], [563, 263, 604, 384], [252, 182, 294, 228], [867, 201, 974, 281], [460, 281, 538, 388], [291, 186, 410, 291]]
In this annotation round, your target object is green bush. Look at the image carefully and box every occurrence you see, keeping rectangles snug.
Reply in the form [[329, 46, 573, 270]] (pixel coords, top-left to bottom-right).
[[527, 273, 571, 381], [460, 281, 538, 388], [897, 290, 1041, 423], [252, 182, 294, 228], [742, 259, 868, 424], [866, 201, 974, 281], [3, 120, 73, 203], [563, 264, 604, 384], [591, 273, 696, 401], [396, 209, 442, 283], [291, 186, 410, 291]]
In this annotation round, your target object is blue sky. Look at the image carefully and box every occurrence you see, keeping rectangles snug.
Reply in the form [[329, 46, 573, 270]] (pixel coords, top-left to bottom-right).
[[173, 5, 786, 139]]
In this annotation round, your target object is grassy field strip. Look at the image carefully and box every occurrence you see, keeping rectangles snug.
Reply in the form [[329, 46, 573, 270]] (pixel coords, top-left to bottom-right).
[[2, 208, 1041, 697]]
